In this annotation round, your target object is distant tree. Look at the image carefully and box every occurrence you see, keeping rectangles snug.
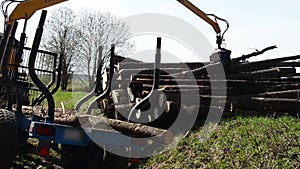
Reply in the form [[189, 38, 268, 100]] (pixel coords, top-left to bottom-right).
[[42, 8, 134, 91], [75, 10, 134, 90], [41, 7, 81, 91]]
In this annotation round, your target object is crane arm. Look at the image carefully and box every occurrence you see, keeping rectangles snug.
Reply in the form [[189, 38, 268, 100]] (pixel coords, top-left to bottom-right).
[[8, 0, 68, 25], [177, 0, 229, 48], [177, 0, 221, 34]]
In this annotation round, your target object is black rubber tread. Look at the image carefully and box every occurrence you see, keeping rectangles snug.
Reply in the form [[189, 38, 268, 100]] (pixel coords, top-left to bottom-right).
[[61, 144, 104, 169], [101, 151, 128, 169], [0, 109, 18, 169]]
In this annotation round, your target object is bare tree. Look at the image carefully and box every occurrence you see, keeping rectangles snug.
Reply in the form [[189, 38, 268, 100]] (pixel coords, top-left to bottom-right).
[[41, 8, 133, 91], [41, 7, 81, 91], [75, 10, 134, 90]]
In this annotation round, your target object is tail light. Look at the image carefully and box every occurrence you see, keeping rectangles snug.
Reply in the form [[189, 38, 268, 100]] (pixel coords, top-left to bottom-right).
[[130, 158, 140, 164], [36, 125, 55, 137]]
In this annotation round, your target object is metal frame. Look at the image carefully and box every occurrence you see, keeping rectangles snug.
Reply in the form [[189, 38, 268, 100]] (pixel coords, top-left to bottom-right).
[[127, 37, 164, 122], [75, 45, 115, 114], [27, 10, 56, 122]]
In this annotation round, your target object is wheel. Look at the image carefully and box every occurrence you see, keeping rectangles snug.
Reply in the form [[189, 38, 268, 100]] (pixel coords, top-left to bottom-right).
[[0, 109, 18, 169], [61, 144, 104, 169], [101, 151, 128, 169]]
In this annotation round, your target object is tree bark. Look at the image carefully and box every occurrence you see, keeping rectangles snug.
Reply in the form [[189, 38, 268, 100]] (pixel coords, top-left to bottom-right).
[[61, 57, 69, 91]]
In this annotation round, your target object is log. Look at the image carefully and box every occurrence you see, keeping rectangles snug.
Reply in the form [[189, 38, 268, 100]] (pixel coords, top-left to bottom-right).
[[277, 61, 300, 67], [232, 108, 291, 117], [250, 67, 296, 74], [231, 45, 277, 63], [228, 67, 296, 79], [20, 106, 171, 140], [119, 68, 189, 78], [132, 78, 298, 88], [77, 115, 169, 138], [260, 89, 300, 98], [232, 96, 300, 113], [118, 62, 206, 70], [228, 54, 300, 74], [131, 74, 174, 80]]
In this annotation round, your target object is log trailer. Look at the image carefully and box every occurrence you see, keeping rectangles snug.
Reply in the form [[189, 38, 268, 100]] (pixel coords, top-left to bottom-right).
[[1, 0, 300, 168]]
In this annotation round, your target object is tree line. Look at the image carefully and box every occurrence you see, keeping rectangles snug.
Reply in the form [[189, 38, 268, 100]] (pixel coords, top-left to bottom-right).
[[41, 7, 134, 91]]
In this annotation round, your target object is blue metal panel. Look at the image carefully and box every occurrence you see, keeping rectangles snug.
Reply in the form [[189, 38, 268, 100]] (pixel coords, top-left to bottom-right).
[[29, 121, 90, 146], [16, 112, 31, 132], [87, 129, 132, 146], [54, 125, 89, 146], [23, 118, 146, 154]]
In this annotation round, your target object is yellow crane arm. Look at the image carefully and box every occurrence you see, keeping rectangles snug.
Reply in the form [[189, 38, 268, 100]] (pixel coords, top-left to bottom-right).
[[8, 0, 68, 25], [177, 0, 221, 34]]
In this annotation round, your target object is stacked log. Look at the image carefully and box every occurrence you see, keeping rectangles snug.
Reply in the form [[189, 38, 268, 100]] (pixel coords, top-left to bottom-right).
[[110, 46, 300, 128]]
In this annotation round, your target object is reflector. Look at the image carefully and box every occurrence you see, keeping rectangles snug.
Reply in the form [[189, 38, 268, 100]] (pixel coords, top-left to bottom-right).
[[130, 158, 140, 164], [38, 145, 49, 156]]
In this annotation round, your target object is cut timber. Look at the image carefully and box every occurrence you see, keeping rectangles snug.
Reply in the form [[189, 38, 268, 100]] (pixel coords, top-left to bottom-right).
[[19, 106, 170, 139], [118, 62, 206, 70], [260, 89, 300, 98], [228, 67, 296, 79], [231, 45, 277, 63], [77, 115, 169, 138], [228, 54, 300, 74], [233, 96, 300, 113]]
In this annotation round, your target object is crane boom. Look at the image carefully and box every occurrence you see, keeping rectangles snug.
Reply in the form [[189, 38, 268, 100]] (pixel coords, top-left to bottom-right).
[[8, 0, 68, 25], [177, 0, 231, 64], [177, 0, 221, 34]]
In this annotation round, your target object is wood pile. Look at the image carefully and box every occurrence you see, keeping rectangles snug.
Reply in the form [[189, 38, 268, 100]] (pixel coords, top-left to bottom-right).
[[18, 46, 300, 137], [110, 46, 300, 127]]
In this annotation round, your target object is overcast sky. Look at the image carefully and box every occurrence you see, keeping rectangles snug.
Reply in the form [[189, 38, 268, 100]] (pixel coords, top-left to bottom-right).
[[1, 0, 300, 62]]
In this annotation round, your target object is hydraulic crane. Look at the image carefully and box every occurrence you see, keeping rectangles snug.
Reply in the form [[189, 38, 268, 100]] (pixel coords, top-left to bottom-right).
[[177, 0, 231, 65], [5, 0, 68, 25]]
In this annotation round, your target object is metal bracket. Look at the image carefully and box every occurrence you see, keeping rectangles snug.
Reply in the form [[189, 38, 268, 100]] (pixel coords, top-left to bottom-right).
[[128, 37, 167, 123], [75, 45, 115, 114]]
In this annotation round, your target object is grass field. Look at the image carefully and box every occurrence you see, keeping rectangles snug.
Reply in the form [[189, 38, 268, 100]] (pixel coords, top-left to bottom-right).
[[138, 116, 300, 169]]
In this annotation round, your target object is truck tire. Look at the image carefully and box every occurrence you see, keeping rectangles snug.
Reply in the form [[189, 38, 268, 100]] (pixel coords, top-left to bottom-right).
[[0, 109, 18, 169], [101, 151, 128, 169], [61, 144, 104, 169]]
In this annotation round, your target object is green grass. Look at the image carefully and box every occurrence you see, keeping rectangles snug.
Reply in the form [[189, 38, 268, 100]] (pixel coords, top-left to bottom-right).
[[52, 90, 88, 110], [139, 116, 300, 169], [14, 152, 62, 169], [52, 90, 100, 114]]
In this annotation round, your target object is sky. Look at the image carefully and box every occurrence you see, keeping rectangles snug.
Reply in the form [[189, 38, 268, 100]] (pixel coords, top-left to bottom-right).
[[1, 0, 300, 62]]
